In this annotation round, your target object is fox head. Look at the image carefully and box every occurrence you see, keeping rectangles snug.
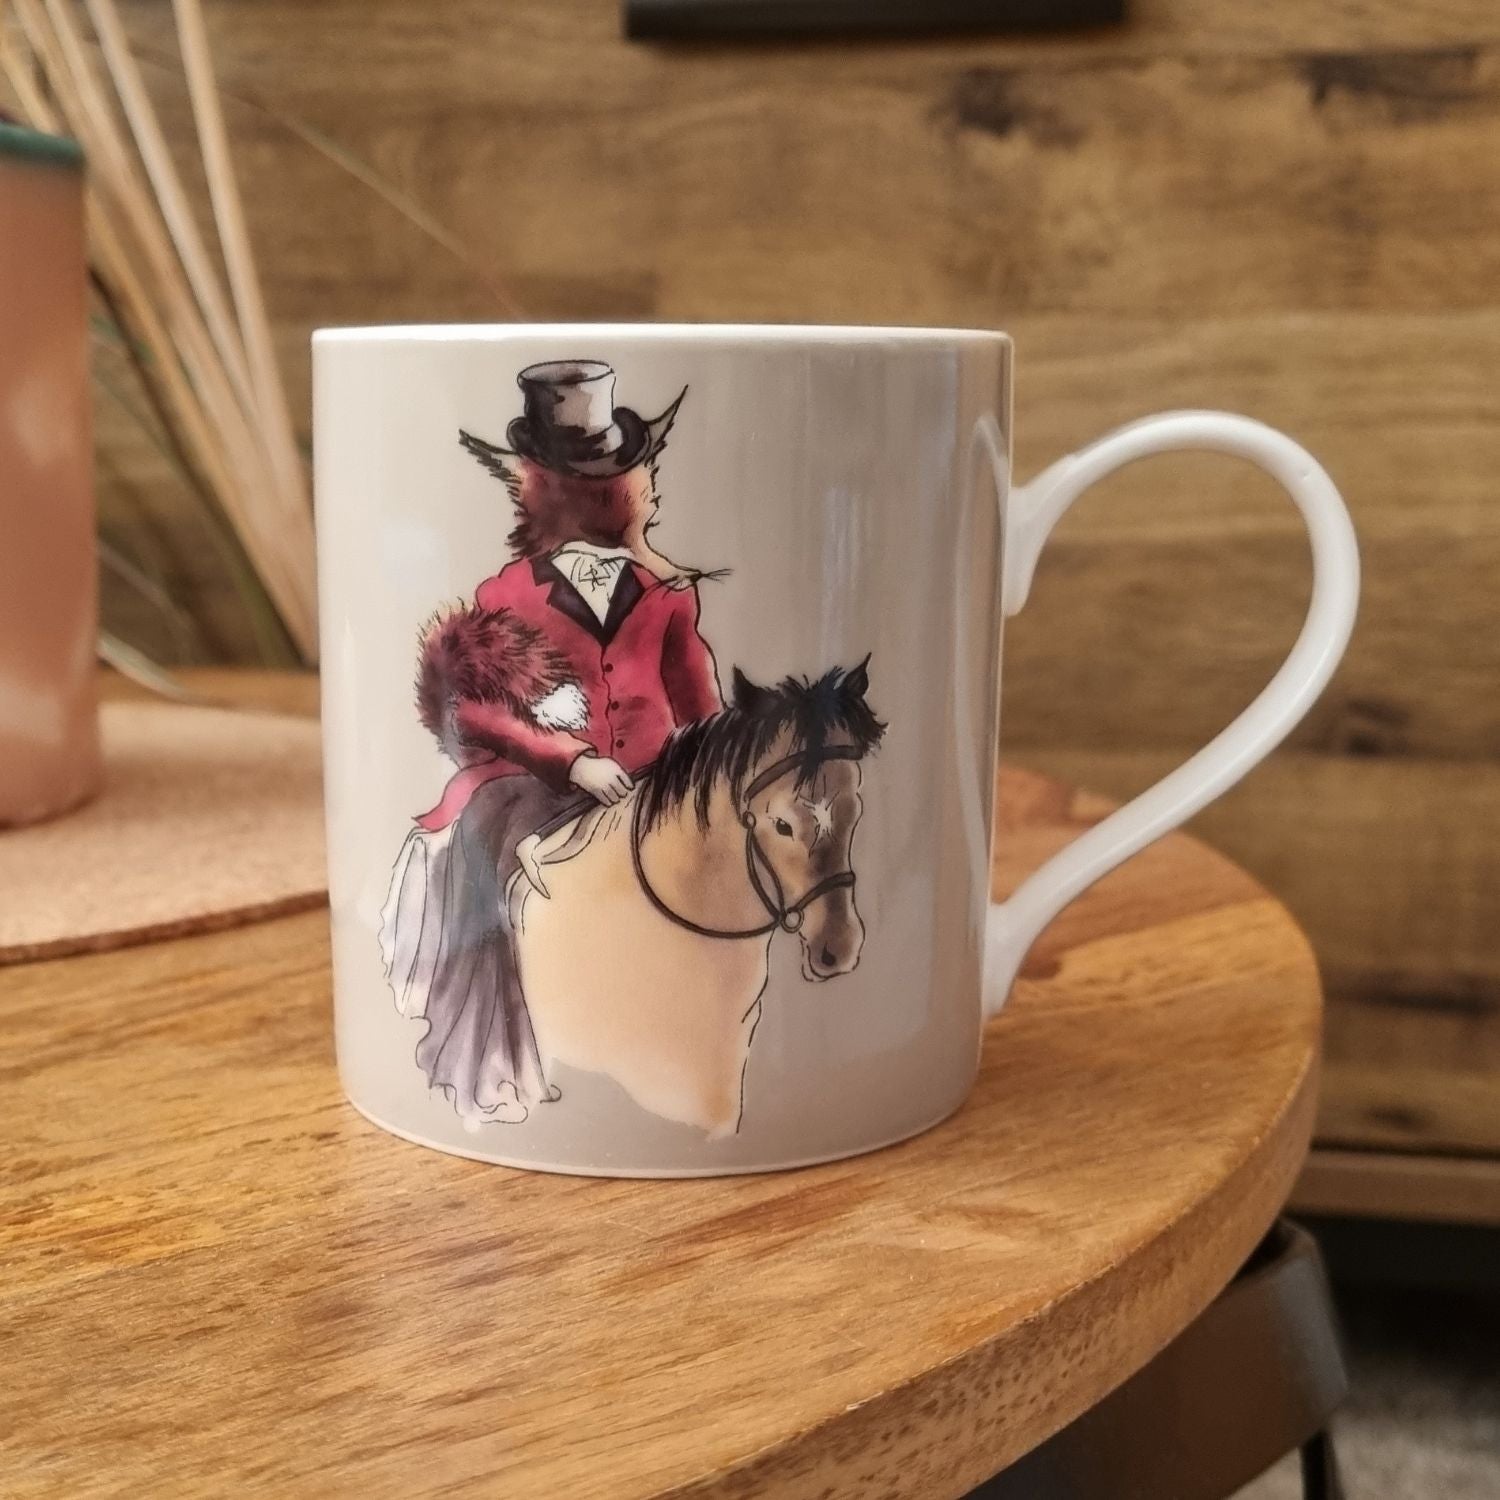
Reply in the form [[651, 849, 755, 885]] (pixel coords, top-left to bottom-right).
[[457, 437, 704, 587], [495, 454, 660, 559]]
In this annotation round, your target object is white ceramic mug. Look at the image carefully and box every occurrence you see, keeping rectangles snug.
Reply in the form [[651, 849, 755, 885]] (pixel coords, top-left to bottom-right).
[[314, 324, 1358, 1177]]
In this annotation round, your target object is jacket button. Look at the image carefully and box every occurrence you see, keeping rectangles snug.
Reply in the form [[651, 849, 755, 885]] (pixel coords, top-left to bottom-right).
[[609, 700, 619, 711], [603, 663, 614, 674], [615, 738, 625, 749]]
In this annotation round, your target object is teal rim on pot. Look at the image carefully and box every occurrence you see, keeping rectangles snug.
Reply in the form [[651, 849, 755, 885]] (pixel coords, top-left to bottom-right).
[[0, 120, 84, 170]]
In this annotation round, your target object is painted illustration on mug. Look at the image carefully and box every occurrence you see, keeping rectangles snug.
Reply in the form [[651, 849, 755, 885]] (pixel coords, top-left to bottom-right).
[[379, 360, 884, 1137]]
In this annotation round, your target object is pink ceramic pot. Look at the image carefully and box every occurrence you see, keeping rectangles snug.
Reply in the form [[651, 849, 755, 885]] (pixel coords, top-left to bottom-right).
[[0, 123, 100, 826]]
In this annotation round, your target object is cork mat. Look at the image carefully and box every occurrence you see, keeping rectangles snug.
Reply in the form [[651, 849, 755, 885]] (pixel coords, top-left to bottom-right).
[[0, 700, 325, 964]]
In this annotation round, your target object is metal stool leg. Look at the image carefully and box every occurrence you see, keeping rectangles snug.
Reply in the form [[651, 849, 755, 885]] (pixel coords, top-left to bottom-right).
[[1300, 1429, 1345, 1500]]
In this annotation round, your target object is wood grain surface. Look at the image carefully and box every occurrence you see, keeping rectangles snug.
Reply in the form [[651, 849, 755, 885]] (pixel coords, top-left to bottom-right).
[[1036, 748, 1500, 1160], [1294, 1147, 1500, 1228], [8, 0, 1488, 1184], [0, 678, 1322, 1498]]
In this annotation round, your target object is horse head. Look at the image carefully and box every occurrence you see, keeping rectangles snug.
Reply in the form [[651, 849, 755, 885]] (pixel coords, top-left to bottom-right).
[[636, 657, 885, 978], [729, 659, 884, 981]]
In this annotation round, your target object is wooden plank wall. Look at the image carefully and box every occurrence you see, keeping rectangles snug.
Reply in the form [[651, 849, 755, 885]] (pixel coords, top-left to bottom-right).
[[45, 0, 1500, 1156]]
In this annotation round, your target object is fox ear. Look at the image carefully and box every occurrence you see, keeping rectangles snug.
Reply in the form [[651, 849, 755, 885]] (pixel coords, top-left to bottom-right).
[[732, 666, 771, 716], [459, 429, 524, 499], [841, 655, 871, 702]]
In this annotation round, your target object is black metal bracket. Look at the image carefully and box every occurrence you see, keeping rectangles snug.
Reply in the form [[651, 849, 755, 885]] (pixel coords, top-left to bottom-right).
[[625, 0, 1126, 42]]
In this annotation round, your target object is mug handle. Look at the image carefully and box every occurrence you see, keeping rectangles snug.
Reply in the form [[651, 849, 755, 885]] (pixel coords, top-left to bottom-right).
[[983, 410, 1360, 1016]]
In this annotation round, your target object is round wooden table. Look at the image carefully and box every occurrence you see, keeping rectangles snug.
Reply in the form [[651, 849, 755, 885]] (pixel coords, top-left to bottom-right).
[[0, 689, 1321, 1499]]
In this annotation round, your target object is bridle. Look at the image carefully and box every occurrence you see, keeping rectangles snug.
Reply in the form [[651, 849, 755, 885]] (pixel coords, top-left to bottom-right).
[[631, 746, 862, 941]]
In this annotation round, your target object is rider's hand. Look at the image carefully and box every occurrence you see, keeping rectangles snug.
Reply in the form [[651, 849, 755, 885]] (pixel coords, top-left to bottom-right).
[[568, 753, 634, 806]]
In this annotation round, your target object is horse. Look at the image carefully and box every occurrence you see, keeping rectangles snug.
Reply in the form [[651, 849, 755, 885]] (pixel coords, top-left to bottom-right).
[[507, 661, 884, 1137]]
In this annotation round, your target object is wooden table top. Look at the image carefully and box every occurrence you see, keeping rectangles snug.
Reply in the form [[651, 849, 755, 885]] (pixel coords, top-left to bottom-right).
[[0, 674, 1321, 1499]]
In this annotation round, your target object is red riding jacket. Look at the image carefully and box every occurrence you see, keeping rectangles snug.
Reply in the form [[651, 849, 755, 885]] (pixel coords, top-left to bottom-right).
[[417, 556, 722, 830]]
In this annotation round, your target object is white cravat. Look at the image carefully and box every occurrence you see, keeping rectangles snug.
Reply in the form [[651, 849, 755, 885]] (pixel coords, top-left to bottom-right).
[[552, 542, 633, 624]]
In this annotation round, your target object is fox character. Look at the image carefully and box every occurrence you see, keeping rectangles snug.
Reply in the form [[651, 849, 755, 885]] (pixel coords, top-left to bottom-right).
[[413, 365, 722, 796]]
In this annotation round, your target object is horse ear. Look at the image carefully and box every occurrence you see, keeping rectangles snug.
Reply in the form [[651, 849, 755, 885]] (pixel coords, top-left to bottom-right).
[[841, 655, 871, 702], [732, 667, 770, 715]]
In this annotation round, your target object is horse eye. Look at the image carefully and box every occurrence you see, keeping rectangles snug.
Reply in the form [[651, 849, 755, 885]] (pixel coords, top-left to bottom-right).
[[773, 817, 794, 838]]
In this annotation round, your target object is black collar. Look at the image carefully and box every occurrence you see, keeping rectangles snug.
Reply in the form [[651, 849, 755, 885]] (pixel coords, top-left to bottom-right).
[[531, 553, 645, 645]]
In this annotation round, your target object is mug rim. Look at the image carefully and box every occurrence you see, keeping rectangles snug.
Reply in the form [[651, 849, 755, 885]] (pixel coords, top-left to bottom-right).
[[312, 321, 1012, 347]]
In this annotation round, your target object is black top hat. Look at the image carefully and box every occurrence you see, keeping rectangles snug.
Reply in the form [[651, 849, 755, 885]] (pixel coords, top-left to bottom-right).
[[464, 360, 685, 479]]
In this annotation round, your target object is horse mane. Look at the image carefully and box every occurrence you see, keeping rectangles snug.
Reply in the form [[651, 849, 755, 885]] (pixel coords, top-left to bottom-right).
[[639, 662, 885, 831]]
